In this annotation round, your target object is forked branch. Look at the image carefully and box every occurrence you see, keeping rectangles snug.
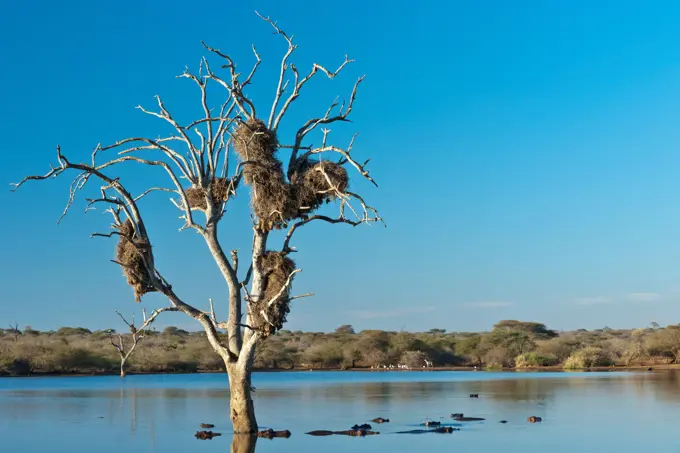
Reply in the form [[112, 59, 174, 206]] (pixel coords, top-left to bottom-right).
[[255, 10, 357, 133], [110, 307, 178, 376]]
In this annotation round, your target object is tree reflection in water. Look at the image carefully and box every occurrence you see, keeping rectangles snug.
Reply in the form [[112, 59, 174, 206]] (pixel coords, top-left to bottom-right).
[[231, 434, 257, 453], [6, 372, 680, 452]]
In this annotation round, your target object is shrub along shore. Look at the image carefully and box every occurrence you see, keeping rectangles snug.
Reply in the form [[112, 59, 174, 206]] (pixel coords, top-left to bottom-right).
[[1, 321, 678, 377]]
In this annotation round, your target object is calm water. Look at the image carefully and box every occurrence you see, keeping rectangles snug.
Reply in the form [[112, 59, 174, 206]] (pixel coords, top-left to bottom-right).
[[2, 370, 680, 452]]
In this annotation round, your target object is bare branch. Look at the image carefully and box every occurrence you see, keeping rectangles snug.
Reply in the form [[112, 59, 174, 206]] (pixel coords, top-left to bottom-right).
[[142, 306, 178, 327], [273, 56, 355, 132], [89, 230, 122, 240], [266, 269, 300, 308], [214, 106, 239, 178], [241, 264, 253, 288], [256, 10, 297, 130], [282, 198, 383, 253], [100, 136, 194, 183], [242, 45, 262, 89], [12, 147, 149, 229], [133, 187, 176, 203], [177, 65, 212, 175], [201, 42, 257, 119], [136, 97, 203, 183], [8, 322, 20, 342], [297, 76, 363, 139], [209, 298, 217, 325], [302, 143, 377, 187], [287, 76, 365, 176], [24, 147, 200, 232], [112, 306, 178, 372]]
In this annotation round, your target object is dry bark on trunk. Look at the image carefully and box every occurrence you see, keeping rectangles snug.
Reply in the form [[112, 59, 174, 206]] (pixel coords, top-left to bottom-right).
[[227, 362, 258, 433]]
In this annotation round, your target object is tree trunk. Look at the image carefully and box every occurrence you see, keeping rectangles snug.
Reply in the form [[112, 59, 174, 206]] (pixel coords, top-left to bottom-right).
[[120, 360, 126, 378], [231, 434, 257, 453], [227, 363, 258, 434]]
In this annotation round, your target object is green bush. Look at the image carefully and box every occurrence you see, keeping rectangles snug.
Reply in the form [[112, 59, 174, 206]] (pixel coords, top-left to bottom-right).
[[515, 352, 559, 367], [563, 347, 614, 369], [301, 341, 344, 367], [4, 319, 673, 374], [56, 327, 92, 336]]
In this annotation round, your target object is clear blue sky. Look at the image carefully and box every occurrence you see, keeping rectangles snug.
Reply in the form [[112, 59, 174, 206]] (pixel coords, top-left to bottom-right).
[[3, 0, 680, 334]]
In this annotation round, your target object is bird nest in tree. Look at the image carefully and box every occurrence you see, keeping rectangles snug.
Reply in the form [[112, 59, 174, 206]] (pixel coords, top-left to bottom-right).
[[115, 219, 156, 302], [233, 119, 351, 231], [233, 118, 296, 231], [291, 159, 349, 215], [185, 177, 235, 210], [232, 118, 278, 165], [251, 252, 296, 338]]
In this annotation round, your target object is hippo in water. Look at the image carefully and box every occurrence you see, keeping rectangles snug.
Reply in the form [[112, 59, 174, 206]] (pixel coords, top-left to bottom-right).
[[371, 417, 390, 423], [257, 429, 291, 439], [423, 421, 441, 427], [351, 424, 372, 431], [396, 427, 460, 434], [195, 430, 221, 440], [453, 416, 485, 421], [306, 430, 334, 436], [343, 429, 379, 436], [306, 429, 379, 437], [433, 427, 460, 433]]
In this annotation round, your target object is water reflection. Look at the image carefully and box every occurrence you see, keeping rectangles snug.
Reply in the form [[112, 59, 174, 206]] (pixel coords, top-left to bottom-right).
[[231, 435, 257, 453], [2, 371, 680, 453]]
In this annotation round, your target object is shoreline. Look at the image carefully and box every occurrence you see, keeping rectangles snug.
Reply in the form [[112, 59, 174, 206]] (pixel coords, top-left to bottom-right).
[[2, 363, 678, 378]]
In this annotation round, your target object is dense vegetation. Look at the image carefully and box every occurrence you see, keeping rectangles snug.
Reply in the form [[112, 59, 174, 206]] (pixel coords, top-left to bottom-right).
[[1, 320, 679, 376]]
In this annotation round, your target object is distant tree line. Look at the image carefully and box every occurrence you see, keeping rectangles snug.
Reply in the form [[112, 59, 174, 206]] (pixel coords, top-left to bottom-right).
[[1, 320, 679, 376]]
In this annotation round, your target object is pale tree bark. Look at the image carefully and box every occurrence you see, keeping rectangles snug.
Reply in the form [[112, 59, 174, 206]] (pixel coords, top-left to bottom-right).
[[231, 434, 257, 453], [12, 11, 382, 434], [110, 308, 177, 377]]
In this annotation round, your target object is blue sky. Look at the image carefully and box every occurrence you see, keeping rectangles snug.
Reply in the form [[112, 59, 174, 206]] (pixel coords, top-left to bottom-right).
[[3, 0, 680, 333]]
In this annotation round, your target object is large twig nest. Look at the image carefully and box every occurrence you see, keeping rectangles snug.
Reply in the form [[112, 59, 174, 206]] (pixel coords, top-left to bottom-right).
[[185, 177, 235, 210], [115, 219, 156, 302], [291, 159, 349, 214], [233, 118, 278, 166], [252, 252, 296, 337], [233, 118, 297, 231], [250, 176, 299, 232]]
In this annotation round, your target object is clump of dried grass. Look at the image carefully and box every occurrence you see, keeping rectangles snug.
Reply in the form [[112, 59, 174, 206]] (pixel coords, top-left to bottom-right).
[[115, 219, 156, 302], [252, 252, 296, 337], [185, 177, 234, 210]]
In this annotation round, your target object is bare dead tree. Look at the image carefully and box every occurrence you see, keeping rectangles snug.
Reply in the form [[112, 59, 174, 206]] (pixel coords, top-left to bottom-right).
[[8, 322, 20, 342], [110, 307, 177, 377], [11, 11, 382, 433]]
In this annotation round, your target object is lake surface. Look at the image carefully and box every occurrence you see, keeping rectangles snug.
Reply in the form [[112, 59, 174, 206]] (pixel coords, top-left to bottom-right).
[[2, 370, 680, 452]]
